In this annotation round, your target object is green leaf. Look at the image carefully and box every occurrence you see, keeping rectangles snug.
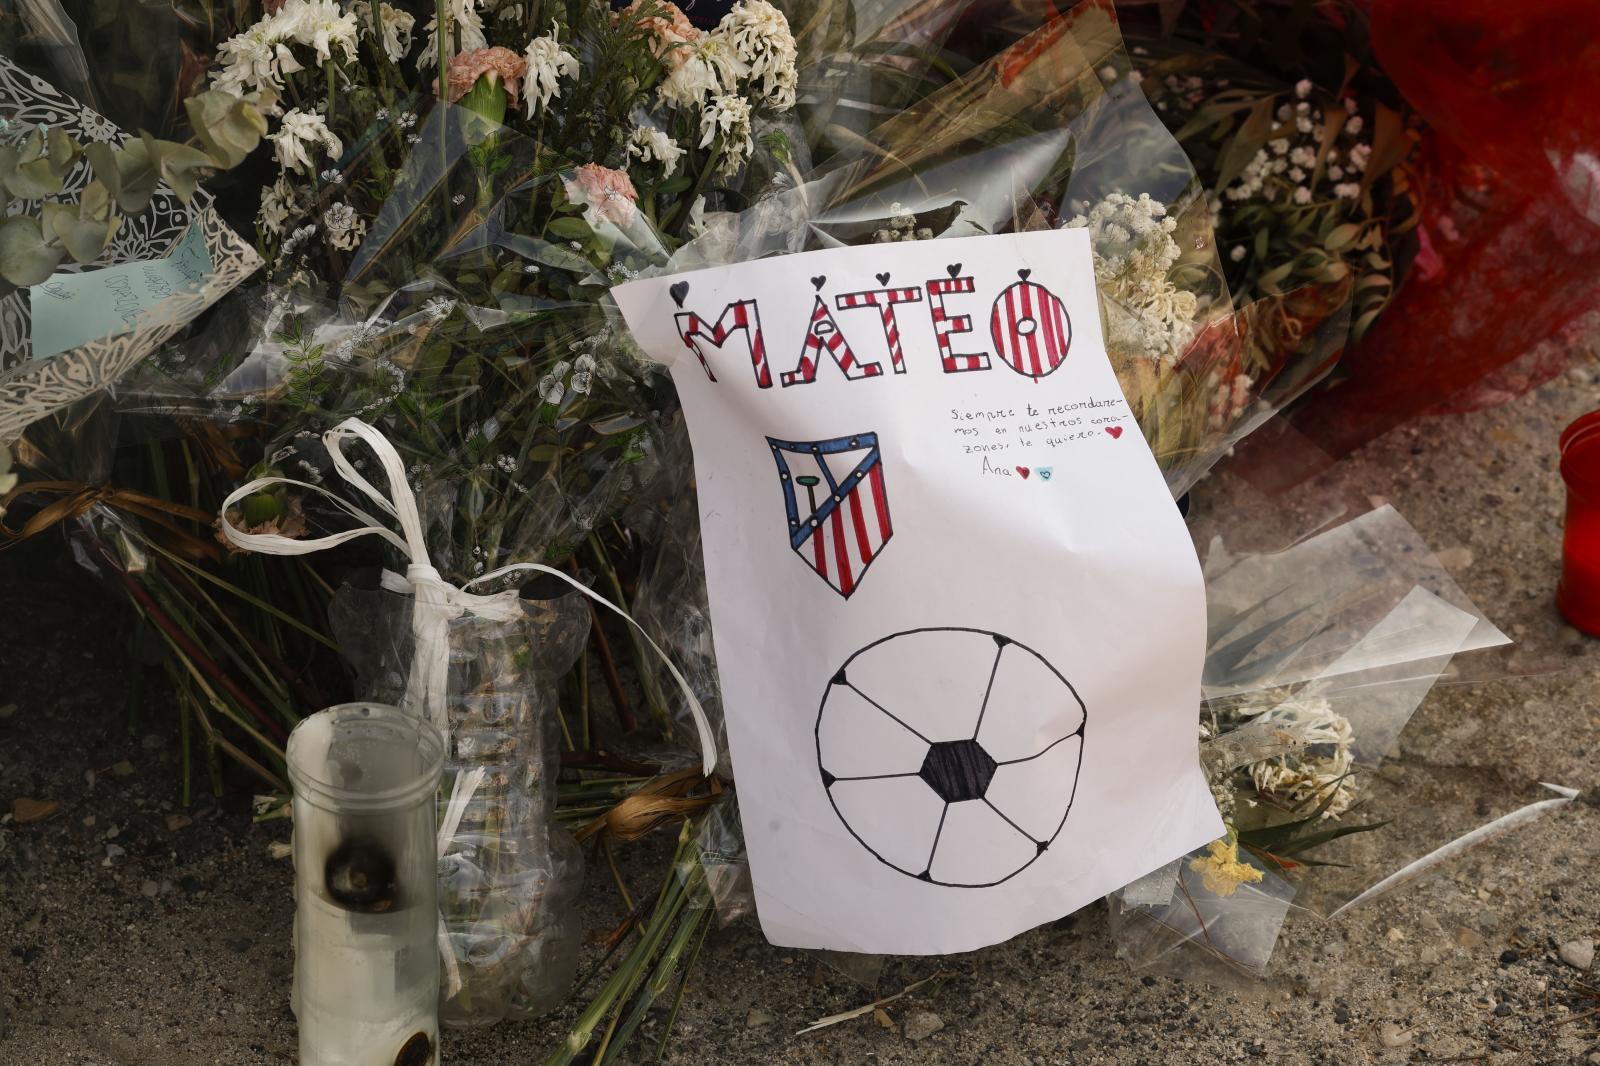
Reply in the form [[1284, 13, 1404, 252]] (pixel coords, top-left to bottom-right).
[[83, 141, 120, 199], [1214, 97, 1276, 193], [186, 90, 269, 169], [0, 216, 66, 287], [546, 216, 593, 240], [1361, 104, 1412, 191], [116, 137, 162, 214], [6, 156, 66, 200], [152, 137, 216, 204], [46, 127, 77, 170], [43, 199, 119, 262]]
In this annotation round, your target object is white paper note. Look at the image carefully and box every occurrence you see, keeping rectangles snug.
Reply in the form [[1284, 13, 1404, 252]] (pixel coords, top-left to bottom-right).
[[613, 228, 1221, 954]]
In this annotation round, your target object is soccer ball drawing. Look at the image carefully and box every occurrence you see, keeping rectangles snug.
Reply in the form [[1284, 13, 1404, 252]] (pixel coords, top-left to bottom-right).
[[815, 628, 1086, 887]]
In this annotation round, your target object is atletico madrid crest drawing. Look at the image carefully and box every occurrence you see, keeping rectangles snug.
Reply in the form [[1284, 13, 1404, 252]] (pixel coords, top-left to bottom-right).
[[768, 432, 893, 599]]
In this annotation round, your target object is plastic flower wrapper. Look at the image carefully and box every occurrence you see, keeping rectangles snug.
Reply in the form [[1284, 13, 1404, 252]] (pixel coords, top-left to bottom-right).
[[656, 0, 1364, 502], [1105, 503, 1532, 978]]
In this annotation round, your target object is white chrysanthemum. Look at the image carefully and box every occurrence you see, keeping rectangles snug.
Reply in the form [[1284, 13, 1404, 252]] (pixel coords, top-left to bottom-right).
[[269, 108, 343, 173], [1064, 191, 1197, 365], [278, 0, 360, 65], [659, 38, 747, 110], [419, 0, 486, 68], [1241, 693, 1358, 819], [258, 174, 296, 236], [627, 125, 685, 172], [713, 0, 797, 110], [324, 201, 367, 252], [700, 93, 753, 174], [212, 13, 303, 97], [523, 22, 579, 118], [354, 1, 415, 63]]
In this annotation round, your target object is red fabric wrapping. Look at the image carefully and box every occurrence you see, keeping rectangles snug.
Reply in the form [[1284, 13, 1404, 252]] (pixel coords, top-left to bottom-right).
[[1242, 0, 1600, 485]]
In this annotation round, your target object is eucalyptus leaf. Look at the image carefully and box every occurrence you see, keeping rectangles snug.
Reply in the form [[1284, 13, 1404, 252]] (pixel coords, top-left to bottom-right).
[[46, 127, 77, 171], [7, 156, 66, 200], [0, 216, 66, 287], [116, 137, 162, 214], [186, 90, 269, 169], [155, 138, 217, 204], [43, 200, 119, 262], [83, 141, 121, 199]]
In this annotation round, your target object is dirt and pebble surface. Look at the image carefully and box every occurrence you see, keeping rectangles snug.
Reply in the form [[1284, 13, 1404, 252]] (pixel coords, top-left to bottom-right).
[[3, 360, 1600, 1065]]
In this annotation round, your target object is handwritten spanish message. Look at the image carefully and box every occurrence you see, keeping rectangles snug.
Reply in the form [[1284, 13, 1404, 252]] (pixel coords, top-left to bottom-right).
[[29, 221, 213, 360]]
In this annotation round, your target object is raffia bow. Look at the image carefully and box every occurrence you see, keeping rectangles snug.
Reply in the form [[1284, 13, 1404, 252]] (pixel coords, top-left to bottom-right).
[[216, 416, 719, 775]]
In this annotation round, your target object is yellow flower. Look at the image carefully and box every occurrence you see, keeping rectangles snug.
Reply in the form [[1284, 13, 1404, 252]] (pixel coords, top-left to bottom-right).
[[1189, 838, 1264, 897]]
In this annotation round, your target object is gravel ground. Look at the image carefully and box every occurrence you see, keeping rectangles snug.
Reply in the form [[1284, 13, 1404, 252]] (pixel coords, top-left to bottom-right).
[[3, 360, 1599, 1066]]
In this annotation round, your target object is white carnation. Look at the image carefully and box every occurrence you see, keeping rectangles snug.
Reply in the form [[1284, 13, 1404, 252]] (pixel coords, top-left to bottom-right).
[[258, 174, 296, 236], [323, 201, 367, 252]]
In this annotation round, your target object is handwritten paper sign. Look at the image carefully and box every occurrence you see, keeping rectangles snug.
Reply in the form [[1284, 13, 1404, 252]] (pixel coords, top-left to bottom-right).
[[613, 229, 1221, 954], [29, 221, 214, 360]]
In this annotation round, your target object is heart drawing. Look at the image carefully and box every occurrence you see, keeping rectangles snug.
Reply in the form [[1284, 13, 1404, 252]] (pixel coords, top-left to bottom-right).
[[1104, 426, 1123, 439], [1015, 466, 1031, 479]]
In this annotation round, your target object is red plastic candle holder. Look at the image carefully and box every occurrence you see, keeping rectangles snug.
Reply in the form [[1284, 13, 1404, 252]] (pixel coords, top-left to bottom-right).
[[1557, 411, 1600, 635]]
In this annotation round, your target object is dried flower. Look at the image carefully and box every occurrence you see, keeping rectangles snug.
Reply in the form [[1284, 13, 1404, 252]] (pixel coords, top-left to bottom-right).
[[700, 93, 754, 175], [323, 201, 366, 252], [1189, 838, 1264, 897], [1065, 192, 1198, 364], [627, 125, 685, 172], [258, 174, 296, 236], [566, 163, 638, 226], [278, 0, 360, 65], [715, 0, 798, 110], [268, 108, 342, 173], [621, 0, 702, 71], [1244, 692, 1358, 818], [420, 0, 486, 69], [354, 1, 414, 64], [212, 11, 303, 97], [522, 23, 579, 118]]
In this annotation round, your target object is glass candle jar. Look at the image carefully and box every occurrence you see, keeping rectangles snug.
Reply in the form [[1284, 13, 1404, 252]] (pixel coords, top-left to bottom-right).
[[288, 704, 445, 1066]]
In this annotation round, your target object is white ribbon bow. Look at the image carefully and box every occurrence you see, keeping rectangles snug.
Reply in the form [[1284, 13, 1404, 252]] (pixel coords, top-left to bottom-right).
[[218, 417, 719, 776]]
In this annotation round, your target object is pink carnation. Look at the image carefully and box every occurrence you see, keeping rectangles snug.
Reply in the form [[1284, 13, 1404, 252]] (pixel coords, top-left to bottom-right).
[[619, 0, 702, 71], [436, 46, 528, 106], [567, 163, 639, 226]]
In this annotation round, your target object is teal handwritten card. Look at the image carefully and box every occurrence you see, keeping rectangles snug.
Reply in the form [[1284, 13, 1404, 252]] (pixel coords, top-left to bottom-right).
[[28, 221, 215, 360]]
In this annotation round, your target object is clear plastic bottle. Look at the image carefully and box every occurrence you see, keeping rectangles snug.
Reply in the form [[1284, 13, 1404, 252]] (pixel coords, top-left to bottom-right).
[[288, 703, 445, 1066], [329, 576, 589, 1026]]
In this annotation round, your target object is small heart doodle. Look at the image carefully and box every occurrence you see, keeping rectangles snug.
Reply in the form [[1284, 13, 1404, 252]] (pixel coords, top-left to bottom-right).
[[876, 272, 891, 286], [1037, 467, 1053, 481], [1018, 268, 1032, 281], [811, 276, 827, 292], [1104, 426, 1123, 439], [669, 281, 689, 308], [1015, 466, 1031, 479], [946, 263, 962, 279]]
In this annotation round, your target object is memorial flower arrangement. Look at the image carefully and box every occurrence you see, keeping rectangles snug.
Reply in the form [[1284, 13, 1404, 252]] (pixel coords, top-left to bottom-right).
[[0, 0, 1533, 1057]]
